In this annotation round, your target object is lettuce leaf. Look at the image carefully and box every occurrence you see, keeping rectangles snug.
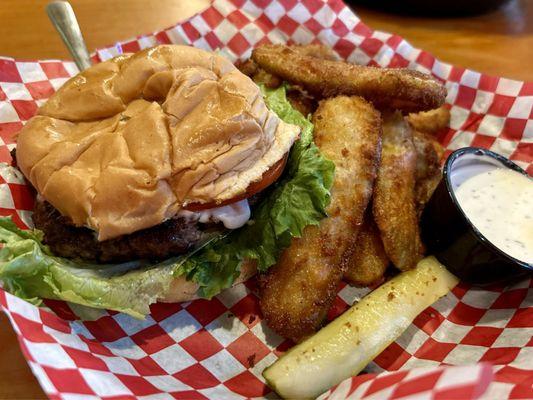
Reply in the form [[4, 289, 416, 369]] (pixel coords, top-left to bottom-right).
[[0, 85, 334, 317], [0, 217, 187, 318]]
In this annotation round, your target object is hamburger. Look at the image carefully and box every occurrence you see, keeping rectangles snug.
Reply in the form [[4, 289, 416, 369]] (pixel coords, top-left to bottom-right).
[[0, 45, 334, 317]]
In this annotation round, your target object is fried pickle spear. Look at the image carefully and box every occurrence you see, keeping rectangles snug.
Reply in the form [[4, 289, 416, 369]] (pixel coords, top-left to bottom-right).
[[237, 43, 337, 89], [373, 111, 423, 271], [413, 130, 445, 212], [237, 59, 316, 115], [236, 58, 282, 88], [260, 96, 382, 342], [407, 106, 450, 136], [252, 44, 446, 113], [290, 43, 338, 60], [238, 44, 337, 116], [343, 211, 389, 287], [345, 133, 440, 285]]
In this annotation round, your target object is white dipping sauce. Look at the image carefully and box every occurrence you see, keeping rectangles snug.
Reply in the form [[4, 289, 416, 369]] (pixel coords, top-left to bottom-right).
[[177, 199, 251, 230], [454, 168, 533, 264]]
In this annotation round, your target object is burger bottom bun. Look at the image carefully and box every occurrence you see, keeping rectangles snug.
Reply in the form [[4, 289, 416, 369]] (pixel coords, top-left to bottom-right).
[[160, 259, 257, 303]]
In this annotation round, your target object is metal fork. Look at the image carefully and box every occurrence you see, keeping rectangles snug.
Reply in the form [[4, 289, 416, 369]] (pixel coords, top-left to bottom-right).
[[46, 1, 91, 71]]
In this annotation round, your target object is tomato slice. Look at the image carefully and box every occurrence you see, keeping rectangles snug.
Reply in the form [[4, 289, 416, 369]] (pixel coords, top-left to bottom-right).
[[183, 154, 288, 211]]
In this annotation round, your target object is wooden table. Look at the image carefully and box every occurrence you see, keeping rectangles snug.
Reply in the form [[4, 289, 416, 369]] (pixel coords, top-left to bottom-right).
[[0, 1, 531, 398]]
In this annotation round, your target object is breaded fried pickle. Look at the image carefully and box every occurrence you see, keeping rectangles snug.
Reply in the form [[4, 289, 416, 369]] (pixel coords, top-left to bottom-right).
[[373, 111, 423, 271], [238, 44, 336, 116], [235, 59, 281, 88], [260, 96, 382, 342], [237, 44, 337, 90], [407, 106, 450, 136], [413, 130, 445, 212], [343, 211, 389, 287], [252, 44, 446, 113], [290, 43, 338, 60]]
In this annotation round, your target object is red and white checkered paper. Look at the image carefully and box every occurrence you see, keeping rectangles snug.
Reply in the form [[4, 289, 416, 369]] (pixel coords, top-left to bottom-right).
[[0, 0, 532, 399]]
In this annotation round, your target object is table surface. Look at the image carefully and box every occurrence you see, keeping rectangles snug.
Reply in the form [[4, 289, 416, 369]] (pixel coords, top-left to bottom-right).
[[0, 0, 532, 398]]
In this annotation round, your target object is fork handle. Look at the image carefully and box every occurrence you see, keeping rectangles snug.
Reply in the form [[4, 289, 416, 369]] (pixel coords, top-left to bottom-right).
[[46, 1, 91, 71]]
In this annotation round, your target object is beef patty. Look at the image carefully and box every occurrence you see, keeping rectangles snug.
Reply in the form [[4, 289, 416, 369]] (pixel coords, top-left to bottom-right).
[[32, 199, 211, 263]]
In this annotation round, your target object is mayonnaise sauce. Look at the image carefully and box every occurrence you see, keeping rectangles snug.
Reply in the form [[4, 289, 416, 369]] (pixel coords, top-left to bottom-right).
[[454, 168, 533, 264], [177, 199, 251, 230]]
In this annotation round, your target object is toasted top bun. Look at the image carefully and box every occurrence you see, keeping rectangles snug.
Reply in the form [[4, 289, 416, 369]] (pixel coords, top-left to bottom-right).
[[16, 45, 300, 240]]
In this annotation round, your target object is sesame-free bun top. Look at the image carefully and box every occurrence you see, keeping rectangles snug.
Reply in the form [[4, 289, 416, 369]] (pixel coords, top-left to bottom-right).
[[16, 45, 299, 241]]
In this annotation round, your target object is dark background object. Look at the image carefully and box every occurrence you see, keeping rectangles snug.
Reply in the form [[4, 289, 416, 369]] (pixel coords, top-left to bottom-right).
[[350, 0, 512, 17]]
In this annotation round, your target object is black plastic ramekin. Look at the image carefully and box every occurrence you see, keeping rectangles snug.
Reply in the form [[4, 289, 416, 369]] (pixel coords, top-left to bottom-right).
[[421, 147, 532, 285]]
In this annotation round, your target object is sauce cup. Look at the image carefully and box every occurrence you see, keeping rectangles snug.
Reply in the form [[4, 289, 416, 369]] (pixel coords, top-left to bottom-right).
[[421, 147, 532, 285]]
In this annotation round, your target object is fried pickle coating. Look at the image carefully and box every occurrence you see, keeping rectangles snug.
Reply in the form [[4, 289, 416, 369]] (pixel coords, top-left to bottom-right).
[[235, 58, 281, 88], [407, 106, 450, 136], [251, 44, 446, 113], [373, 111, 423, 271], [235, 58, 258, 77], [237, 44, 336, 90], [260, 96, 382, 342], [343, 211, 389, 287], [413, 130, 445, 212], [290, 43, 338, 60], [238, 44, 337, 116]]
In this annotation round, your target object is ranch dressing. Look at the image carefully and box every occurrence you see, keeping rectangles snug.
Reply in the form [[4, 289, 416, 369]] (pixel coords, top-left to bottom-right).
[[454, 168, 533, 264]]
